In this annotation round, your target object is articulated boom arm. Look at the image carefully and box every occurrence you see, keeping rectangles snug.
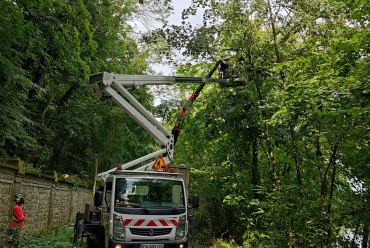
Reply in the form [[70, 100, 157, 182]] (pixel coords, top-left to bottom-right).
[[88, 72, 227, 179]]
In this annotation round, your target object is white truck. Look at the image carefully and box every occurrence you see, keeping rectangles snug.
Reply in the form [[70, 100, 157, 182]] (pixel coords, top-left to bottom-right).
[[73, 71, 228, 248]]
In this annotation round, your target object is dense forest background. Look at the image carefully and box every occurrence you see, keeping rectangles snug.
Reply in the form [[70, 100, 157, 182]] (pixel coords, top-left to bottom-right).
[[1, 0, 370, 247], [0, 0, 172, 177]]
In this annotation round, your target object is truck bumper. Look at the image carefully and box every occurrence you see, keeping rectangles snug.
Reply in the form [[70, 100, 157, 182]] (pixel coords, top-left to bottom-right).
[[108, 239, 188, 248]]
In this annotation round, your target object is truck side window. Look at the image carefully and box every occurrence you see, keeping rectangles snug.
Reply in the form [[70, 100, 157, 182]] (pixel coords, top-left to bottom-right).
[[172, 185, 183, 204], [104, 182, 112, 211]]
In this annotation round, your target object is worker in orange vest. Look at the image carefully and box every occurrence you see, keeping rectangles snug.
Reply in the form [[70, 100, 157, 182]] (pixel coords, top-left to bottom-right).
[[9, 193, 27, 246]]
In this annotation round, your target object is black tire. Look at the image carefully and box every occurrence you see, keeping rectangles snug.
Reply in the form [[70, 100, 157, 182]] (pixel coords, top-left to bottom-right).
[[98, 228, 106, 248], [86, 236, 99, 248], [188, 238, 195, 248], [86, 227, 105, 248]]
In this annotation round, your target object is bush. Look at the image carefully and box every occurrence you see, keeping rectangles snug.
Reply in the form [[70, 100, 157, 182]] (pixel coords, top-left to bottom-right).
[[3, 224, 84, 248], [212, 239, 241, 248]]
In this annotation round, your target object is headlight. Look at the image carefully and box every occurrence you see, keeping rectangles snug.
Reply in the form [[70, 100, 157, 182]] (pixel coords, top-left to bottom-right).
[[113, 214, 125, 240], [175, 215, 187, 240]]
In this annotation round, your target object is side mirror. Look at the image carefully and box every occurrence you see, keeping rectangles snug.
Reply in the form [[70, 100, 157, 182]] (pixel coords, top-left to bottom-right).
[[192, 194, 200, 209], [94, 191, 103, 207]]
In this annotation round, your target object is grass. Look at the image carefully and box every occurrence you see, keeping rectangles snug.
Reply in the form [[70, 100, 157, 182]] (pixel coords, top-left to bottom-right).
[[2, 223, 239, 248], [211, 239, 241, 248], [3, 223, 87, 248]]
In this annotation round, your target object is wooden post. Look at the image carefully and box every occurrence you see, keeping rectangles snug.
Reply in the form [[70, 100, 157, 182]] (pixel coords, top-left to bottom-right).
[[92, 158, 98, 203], [8, 172, 17, 240], [69, 186, 74, 222], [9, 180, 15, 221], [47, 183, 55, 230], [11, 173, 22, 224]]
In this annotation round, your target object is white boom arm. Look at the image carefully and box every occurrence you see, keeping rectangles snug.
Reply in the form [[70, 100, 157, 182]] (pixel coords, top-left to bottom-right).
[[88, 72, 227, 179]]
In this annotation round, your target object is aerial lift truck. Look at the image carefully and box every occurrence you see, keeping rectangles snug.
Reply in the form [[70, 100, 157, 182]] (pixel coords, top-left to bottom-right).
[[73, 71, 228, 248]]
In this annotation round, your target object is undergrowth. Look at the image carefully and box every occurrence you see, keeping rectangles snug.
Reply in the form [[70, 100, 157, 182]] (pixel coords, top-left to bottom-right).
[[2, 223, 86, 248], [1, 223, 240, 248], [212, 239, 240, 248]]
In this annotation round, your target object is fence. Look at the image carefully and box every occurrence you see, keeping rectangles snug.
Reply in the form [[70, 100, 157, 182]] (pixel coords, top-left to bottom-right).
[[0, 158, 92, 245]]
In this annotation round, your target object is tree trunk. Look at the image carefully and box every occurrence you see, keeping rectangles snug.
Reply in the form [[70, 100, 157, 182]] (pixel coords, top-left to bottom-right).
[[363, 224, 369, 248], [327, 153, 336, 215], [321, 145, 338, 200], [351, 217, 362, 248], [47, 85, 76, 129], [313, 131, 324, 181], [326, 146, 338, 243], [32, 84, 77, 168], [251, 75, 279, 193], [27, 57, 45, 101], [245, 31, 279, 192], [290, 127, 304, 198], [252, 136, 259, 199]]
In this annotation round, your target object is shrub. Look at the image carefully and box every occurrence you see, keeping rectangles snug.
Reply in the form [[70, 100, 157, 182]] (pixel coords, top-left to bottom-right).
[[3, 224, 85, 248]]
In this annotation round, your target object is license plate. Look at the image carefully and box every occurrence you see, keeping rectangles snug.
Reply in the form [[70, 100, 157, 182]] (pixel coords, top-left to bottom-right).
[[140, 244, 164, 248]]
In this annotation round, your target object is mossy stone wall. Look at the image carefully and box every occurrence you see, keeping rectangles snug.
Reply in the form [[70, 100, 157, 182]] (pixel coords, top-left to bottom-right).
[[0, 158, 92, 246]]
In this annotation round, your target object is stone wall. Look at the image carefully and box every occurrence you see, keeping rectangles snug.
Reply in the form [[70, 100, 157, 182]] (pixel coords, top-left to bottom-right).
[[0, 158, 93, 246]]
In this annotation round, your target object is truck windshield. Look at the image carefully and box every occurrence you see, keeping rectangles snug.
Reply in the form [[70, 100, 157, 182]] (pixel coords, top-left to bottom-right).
[[114, 178, 185, 208]]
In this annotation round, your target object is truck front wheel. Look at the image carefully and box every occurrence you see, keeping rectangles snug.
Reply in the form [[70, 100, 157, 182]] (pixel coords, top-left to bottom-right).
[[98, 228, 106, 248], [86, 236, 99, 248], [86, 229, 105, 248]]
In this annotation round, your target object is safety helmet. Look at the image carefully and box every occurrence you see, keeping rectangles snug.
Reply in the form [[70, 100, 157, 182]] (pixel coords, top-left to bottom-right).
[[14, 193, 26, 202]]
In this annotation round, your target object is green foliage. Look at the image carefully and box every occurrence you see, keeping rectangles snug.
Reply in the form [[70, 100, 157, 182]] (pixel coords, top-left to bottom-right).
[[152, 0, 370, 247], [3, 224, 80, 248], [2, 0, 370, 246], [0, 0, 171, 183], [213, 239, 241, 248]]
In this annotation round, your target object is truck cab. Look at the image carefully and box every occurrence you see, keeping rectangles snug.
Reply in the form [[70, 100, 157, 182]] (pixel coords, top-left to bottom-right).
[[100, 170, 193, 248], [83, 169, 198, 248]]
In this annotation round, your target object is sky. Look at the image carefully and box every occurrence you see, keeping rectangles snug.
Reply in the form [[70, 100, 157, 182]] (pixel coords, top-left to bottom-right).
[[149, 0, 204, 75], [130, 0, 204, 105]]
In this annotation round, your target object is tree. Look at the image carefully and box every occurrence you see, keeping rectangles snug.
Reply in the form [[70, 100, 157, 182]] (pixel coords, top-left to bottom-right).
[[148, 0, 370, 246], [0, 0, 170, 182]]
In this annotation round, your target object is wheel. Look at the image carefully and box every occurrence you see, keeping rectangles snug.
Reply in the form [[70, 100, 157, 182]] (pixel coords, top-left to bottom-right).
[[98, 228, 106, 248], [85, 228, 105, 248], [86, 236, 99, 248]]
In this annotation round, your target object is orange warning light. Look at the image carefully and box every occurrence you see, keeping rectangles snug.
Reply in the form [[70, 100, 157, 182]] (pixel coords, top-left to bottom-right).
[[152, 155, 168, 171]]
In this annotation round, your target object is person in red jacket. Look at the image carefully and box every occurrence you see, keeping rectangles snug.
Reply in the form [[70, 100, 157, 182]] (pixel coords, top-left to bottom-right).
[[9, 193, 27, 246], [10, 193, 27, 228]]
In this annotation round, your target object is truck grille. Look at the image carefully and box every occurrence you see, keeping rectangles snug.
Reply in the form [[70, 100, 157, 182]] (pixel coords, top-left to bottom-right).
[[130, 228, 172, 236]]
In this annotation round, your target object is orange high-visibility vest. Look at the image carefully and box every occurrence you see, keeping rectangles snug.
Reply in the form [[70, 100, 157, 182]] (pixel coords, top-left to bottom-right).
[[10, 204, 27, 229]]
